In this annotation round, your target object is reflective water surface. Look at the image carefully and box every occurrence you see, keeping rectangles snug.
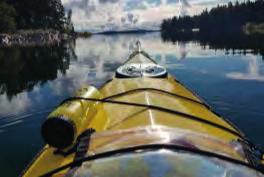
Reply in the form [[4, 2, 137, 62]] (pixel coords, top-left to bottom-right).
[[0, 32, 264, 176]]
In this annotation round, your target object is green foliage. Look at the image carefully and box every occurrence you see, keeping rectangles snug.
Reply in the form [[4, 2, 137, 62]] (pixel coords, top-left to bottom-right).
[[0, 0, 71, 32], [161, 0, 264, 33], [0, 1, 16, 32], [6, 0, 66, 30], [63, 9, 75, 34], [244, 23, 264, 34], [77, 31, 92, 38]]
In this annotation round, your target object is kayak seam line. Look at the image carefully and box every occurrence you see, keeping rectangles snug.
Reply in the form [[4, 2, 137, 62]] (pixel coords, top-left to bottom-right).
[[60, 97, 243, 140], [173, 78, 246, 137], [124, 50, 158, 65], [106, 108, 148, 130], [19, 147, 48, 177], [102, 88, 207, 107]]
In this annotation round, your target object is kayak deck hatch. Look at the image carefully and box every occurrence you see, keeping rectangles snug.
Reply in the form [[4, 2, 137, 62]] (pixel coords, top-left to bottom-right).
[[22, 42, 264, 177]]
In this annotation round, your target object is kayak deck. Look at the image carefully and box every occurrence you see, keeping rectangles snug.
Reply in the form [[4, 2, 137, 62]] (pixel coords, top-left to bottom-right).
[[99, 76, 240, 140], [22, 47, 264, 177]]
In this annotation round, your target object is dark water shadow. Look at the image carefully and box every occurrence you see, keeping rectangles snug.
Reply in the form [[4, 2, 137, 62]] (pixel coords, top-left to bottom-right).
[[161, 31, 264, 59], [0, 41, 77, 98]]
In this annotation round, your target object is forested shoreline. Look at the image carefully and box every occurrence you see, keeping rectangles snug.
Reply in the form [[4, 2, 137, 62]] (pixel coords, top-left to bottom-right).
[[0, 0, 75, 46], [161, 0, 264, 34], [0, 0, 74, 33]]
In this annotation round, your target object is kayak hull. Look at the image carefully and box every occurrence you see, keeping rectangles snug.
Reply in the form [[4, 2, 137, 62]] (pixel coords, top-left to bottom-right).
[[22, 48, 263, 177]]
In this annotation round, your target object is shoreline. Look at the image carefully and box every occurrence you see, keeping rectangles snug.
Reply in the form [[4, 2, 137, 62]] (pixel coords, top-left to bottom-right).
[[0, 30, 160, 47], [0, 30, 74, 47]]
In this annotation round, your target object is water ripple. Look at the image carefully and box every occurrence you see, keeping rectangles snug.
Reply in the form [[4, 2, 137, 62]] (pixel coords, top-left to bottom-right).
[[0, 109, 52, 133]]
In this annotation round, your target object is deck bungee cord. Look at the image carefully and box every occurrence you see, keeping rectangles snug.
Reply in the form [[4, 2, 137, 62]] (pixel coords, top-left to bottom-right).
[[60, 96, 245, 139], [102, 88, 206, 107], [22, 42, 264, 177], [58, 96, 264, 162]]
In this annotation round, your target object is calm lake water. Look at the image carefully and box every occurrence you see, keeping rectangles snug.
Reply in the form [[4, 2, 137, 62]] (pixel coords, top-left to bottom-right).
[[1, 32, 264, 176]]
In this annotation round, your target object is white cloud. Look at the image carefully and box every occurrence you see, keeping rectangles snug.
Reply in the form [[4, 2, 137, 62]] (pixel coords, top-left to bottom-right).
[[62, 0, 236, 32], [0, 92, 31, 116], [226, 55, 264, 81]]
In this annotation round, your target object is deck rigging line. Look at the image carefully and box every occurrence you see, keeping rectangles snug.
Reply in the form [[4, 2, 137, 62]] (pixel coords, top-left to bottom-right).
[[60, 96, 244, 140], [103, 88, 207, 107]]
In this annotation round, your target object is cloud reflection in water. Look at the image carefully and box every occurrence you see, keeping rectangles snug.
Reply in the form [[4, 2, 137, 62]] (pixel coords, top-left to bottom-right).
[[0, 32, 264, 130]]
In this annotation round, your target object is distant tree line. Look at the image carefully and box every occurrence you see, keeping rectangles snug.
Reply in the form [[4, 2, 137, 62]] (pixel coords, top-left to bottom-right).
[[161, 0, 264, 33], [0, 0, 74, 33], [161, 30, 264, 59]]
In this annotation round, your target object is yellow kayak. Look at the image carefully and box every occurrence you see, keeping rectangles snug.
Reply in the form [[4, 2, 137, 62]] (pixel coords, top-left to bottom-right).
[[22, 42, 264, 177]]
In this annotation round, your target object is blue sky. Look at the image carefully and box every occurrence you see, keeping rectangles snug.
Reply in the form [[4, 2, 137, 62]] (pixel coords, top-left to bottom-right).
[[61, 0, 243, 32]]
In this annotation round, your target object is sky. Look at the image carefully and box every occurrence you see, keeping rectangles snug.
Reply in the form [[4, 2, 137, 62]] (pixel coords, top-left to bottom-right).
[[61, 0, 243, 33]]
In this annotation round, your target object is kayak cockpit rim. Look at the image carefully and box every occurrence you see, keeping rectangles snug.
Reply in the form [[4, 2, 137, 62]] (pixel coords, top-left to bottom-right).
[[40, 144, 264, 177]]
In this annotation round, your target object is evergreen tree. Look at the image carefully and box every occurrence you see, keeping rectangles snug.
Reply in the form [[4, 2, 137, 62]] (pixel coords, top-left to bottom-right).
[[5, 0, 66, 30], [161, 0, 264, 34], [65, 9, 75, 33], [0, 1, 16, 32]]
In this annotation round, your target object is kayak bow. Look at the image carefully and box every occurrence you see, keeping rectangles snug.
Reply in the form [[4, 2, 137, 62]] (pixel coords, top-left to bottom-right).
[[22, 42, 264, 177]]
